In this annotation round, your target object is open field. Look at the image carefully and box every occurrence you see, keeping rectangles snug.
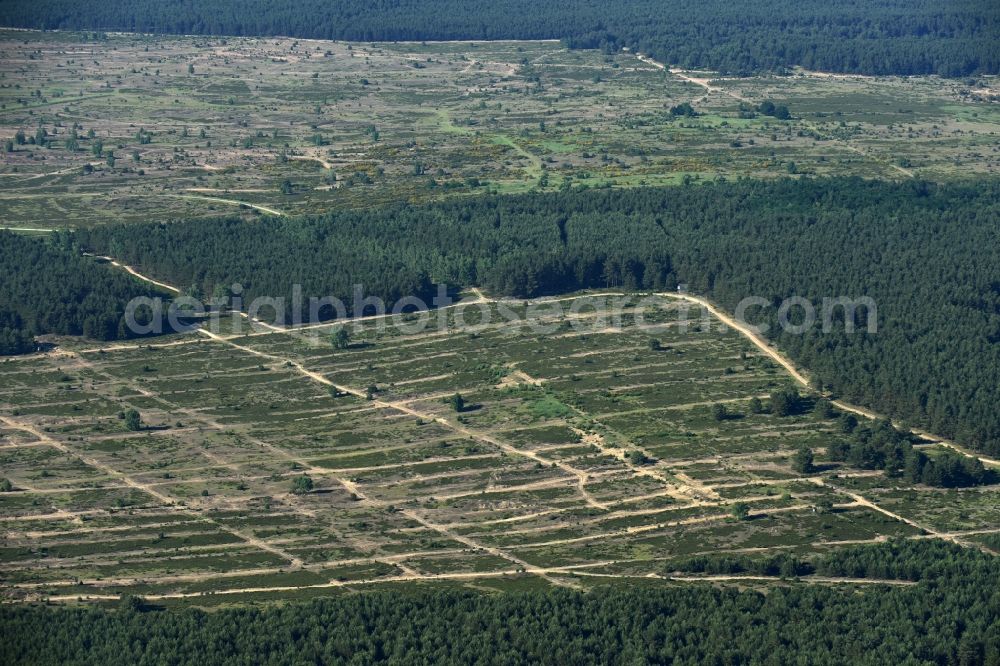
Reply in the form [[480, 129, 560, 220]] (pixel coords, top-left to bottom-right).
[[3, 274, 998, 605], [1, 31, 997, 228]]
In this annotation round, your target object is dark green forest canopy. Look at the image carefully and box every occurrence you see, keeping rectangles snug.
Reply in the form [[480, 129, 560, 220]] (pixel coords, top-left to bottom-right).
[[1, 0, 996, 75], [0, 231, 167, 353], [2, 541, 999, 665], [75, 177, 1000, 456]]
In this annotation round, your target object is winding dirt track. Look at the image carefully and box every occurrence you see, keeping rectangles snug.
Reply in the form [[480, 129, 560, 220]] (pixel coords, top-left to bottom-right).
[[95, 256, 181, 293], [171, 194, 285, 216], [288, 152, 334, 170]]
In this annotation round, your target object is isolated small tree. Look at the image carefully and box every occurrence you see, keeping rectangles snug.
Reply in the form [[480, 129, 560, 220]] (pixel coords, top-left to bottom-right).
[[330, 326, 350, 349], [814, 398, 835, 419], [648, 338, 661, 351], [187, 63, 195, 74], [0, 478, 12, 492], [124, 408, 142, 431], [446, 393, 465, 413], [840, 413, 859, 433], [712, 403, 728, 421], [770, 389, 800, 417], [291, 475, 313, 494], [628, 449, 651, 466], [732, 502, 751, 521], [670, 102, 697, 117], [792, 446, 815, 474], [748, 397, 764, 414], [119, 594, 146, 613]]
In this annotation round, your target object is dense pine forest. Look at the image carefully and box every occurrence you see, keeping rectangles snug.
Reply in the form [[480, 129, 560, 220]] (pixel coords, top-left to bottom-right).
[[2, 0, 996, 76], [75, 177, 1000, 456], [2, 541, 998, 665], [0, 231, 166, 353]]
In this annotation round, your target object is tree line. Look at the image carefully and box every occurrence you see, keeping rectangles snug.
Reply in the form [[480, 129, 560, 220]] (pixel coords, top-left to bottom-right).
[[75, 177, 1000, 457], [672, 538, 999, 584], [1, 0, 995, 76], [2, 540, 998, 664]]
